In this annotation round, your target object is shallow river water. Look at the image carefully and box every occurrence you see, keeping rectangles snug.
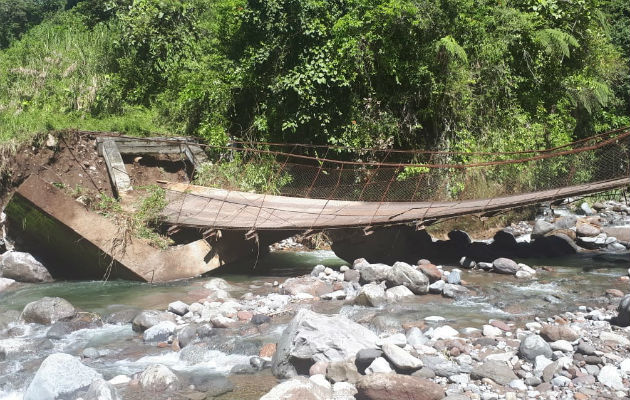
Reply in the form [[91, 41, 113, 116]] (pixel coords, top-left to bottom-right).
[[0, 250, 628, 399]]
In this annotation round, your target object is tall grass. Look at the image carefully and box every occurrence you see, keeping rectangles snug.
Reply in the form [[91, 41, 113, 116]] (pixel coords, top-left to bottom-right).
[[0, 11, 165, 144]]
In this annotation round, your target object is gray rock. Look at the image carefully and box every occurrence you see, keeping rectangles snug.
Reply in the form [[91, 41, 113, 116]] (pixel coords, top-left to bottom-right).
[[381, 343, 422, 371], [272, 309, 379, 378], [355, 283, 387, 307], [471, 360, 518, 385], [459, 257, 476, 269], [492, 258, 518, 275], [421, 356, 462, 377], [176, 325, 197, 348], [412, 367, 436, 379], [355, 349, 384, 374], [447, 270, 461, 284], [355, 262, 391, 283], [428, 280, 445, 294], [581, 202, 596, 216], [554, 215, 577, 229], [105, 309, 139, 325], [344, 269, 360, 283], [139, 364, 179, 391], [326, 361, 361, 383], [251, 314, 271, 325], [532, 220, 555, 238], [0, 251, 53, 282], [386, 262, 429, 294], [551, 376, 571, 387], [614, 294, 630, 327], [24, 353, 102, 400], [442, 284, 469, 299], [311, 265, 326, 277], [519, 335, 553, 362], [83, 378, 121, 400], [576, 223, 600, 237], [167, 301, 188, 316], [82, 347, 100, 359], [406, 327, 428, 348], [143, 320, 177, 342], [21, 297, 76, 325], [132, 310, 176, 332], [46, 312, 103, 339], [385, 285, 415, 302], [182, 370, 233, 395]]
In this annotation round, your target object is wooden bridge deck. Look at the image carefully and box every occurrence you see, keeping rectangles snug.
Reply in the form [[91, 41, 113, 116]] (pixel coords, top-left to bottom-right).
[[161, 177, 630, 230]]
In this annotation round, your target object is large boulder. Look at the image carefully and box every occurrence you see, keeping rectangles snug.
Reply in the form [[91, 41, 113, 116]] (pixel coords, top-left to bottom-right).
[[272, 309, 379, 378], [24, 353, 102, 400], [132, 310, 176, 332], [0, 251, 53, 282], [355, 262, 391, 283], [492, 258, 518, 275], [386, 262, 429, 294], [356, 373, 444, 400], [21, 297, 76, 325], [519, 334, 552, 361], [260, 376, 332, 400]]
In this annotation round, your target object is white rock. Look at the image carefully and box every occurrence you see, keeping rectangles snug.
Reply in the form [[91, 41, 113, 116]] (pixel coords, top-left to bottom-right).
[[619, 358, 630, 375], [597, 365, 624, 390], [167, 301, 188, 316], [534, 355, 553, 376], [381, 343, 422, 370], [525, 322, 542, 331], [385, 285, 415, 302], [108, 375, 131, 385], [449, 374, 470, 384], [0, 277, 15, 291], [204, 278, 231, 291], [365, 357, 394, 375], [424, 316, 445, 322], [551, 376, 571, 387], [515, 271, 533, 279], [600, 331, 630, 346], [483, 325, 503, 337], [332, 381, 358, 399], [309, 374, 331, 391], [549, 340, 573, 353], [260, 376, 331, 400], [143, 321, 177, 342], [139, 364, 178, 391], [377, 333, 407, 347], [24, 353, 101, 400], [429, 325, 459, 340], [509, 379, 527, 391]]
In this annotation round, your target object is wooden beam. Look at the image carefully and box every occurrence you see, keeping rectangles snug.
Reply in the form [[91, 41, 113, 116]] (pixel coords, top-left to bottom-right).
[[101, 139, 132, 196]]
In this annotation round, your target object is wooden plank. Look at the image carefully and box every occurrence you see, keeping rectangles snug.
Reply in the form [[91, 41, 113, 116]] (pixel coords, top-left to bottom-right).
[[96, 136, 209, 167], [160, 177, 630, 230], [102, 139, 132, 196]]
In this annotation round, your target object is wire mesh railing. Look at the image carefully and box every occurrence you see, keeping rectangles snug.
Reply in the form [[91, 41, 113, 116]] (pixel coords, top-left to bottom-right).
[[76, 127, 630, 203]]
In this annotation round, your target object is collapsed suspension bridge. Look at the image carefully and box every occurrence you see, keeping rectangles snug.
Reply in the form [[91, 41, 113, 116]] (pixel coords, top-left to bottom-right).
[[4, 127, 629, 282]]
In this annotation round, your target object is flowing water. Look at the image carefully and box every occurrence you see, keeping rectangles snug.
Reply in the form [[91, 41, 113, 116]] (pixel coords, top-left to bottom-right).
[[0, 250, 628, 399]]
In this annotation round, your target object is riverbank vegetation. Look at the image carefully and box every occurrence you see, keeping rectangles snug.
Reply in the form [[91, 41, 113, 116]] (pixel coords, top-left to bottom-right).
[[0, 0, 627, 150]]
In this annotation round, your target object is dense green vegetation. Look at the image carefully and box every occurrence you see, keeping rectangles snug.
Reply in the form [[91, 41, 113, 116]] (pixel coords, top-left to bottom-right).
[[0, 0, 628, 154]]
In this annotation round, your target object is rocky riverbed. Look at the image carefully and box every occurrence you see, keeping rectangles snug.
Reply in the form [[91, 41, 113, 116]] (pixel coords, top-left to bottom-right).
[[0, 200, 629, 399]]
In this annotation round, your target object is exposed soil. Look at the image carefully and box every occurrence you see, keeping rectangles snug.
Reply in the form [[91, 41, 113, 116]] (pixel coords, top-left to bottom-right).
[[0, 132, 194, 210], [0, 132, 113, 209]]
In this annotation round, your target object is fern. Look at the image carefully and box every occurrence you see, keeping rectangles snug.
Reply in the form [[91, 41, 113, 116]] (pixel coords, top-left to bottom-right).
[[566, 77, 612, 114], [435, 35, 468, 63], [533, 28, 579, 59]]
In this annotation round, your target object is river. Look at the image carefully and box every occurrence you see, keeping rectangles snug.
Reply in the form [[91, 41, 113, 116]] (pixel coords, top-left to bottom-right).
[[0, 249, 628, 399]]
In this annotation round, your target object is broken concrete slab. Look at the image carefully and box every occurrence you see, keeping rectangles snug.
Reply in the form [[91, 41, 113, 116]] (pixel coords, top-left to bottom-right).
[[2, 176, 244, 282]]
